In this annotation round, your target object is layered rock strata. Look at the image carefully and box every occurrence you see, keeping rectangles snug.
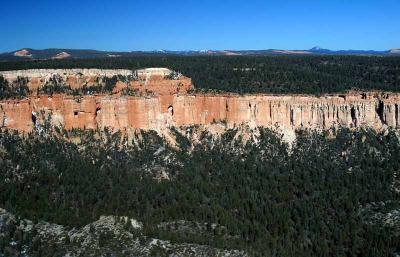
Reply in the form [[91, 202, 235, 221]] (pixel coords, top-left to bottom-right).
[[1, 92, 399, 132]]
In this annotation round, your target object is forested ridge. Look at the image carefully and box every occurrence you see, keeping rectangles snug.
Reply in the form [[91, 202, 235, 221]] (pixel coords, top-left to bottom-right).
[[1, 125, 400, 256], [1, 55, 400, 94]]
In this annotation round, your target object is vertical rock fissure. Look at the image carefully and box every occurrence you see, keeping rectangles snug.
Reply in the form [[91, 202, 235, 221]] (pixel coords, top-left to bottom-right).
[[350, 106, 357, 127], [376, 100, 386, 125], [336, 107, 339, 120], [114, 101, 120, 128], [31, 112, 37, 126], [95, 106, 101, 123], [395, 104, 399, 128], [290, 109, 294, 127], [0, 106, 4, 127], [269, 103, 272, 121]]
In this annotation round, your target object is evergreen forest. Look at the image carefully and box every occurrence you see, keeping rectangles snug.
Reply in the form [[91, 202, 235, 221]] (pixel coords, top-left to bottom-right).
[[0, 125, 399, 256]]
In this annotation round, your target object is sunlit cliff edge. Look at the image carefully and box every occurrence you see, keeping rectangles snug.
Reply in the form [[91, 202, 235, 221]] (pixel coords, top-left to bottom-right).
[[0, 68, 399, 137]]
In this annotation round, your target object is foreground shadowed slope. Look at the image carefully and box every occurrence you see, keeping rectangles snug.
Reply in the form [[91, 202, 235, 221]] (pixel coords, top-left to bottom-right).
[[1, 126, 400, 256]]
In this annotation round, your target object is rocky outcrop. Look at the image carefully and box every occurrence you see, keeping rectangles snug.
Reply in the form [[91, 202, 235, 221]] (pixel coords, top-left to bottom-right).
[[0, 208, 247, 257], [13, 49, 32, 57], [0, 68, 192, 94], [51, 52, 71, 59], [1, 92, 399, 132]]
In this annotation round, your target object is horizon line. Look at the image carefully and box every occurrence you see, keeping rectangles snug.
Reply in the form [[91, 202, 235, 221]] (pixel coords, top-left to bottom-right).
[[2, 46, 399, 54]]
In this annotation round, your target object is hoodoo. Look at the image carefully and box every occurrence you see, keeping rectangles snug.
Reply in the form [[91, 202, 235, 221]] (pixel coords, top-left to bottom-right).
[[0, 69, 399, 132]]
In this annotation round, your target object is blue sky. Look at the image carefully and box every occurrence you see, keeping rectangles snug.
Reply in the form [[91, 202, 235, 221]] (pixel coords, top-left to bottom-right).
[[1, 0, 399, 52]]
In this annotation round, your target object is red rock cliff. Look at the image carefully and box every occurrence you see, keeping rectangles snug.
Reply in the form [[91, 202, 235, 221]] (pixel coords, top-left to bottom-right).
[[1, 92, 399, 132], [1, 69, 399, 133]]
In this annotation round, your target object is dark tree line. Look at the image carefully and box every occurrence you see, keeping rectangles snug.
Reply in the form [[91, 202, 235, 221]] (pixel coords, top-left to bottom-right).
[[1, 55, 400, 94]]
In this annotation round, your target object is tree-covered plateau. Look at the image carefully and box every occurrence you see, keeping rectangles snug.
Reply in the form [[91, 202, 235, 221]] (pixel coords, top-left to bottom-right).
[[1, 55, 400, 94]]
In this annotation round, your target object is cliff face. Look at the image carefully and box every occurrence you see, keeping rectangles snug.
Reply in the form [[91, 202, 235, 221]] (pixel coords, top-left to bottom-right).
[[1, 92, 399, 132], [1, 69, 398, 133]]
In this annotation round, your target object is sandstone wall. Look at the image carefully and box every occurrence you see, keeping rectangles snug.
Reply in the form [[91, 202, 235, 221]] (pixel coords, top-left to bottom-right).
[[127, 76, 192, 95], [1, 92, 399, 132]]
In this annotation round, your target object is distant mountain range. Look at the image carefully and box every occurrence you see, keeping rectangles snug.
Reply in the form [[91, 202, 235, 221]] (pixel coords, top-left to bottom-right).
[[1, 47, 399, 61]]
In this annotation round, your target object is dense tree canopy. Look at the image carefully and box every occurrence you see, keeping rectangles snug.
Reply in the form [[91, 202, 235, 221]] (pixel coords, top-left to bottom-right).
[[1, 126, 399, 256]]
